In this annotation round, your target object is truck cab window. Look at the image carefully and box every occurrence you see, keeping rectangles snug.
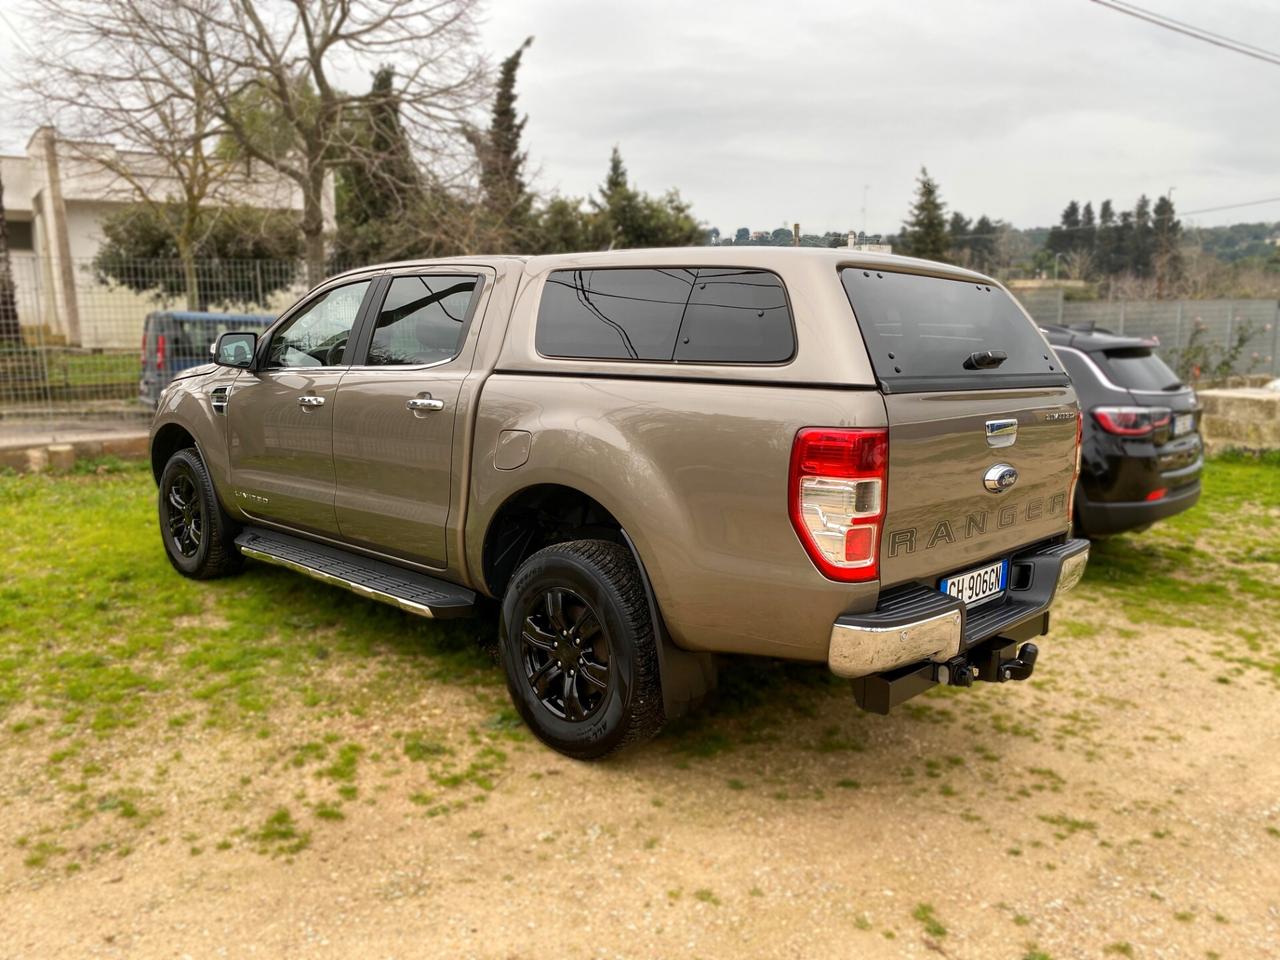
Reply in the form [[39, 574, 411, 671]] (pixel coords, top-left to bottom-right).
[[367, 275, 478, 366]]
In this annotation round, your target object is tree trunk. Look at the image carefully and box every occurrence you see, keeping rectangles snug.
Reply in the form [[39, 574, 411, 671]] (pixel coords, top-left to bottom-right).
[[303, 166, 327, 288], [0, 170, 21, 345]]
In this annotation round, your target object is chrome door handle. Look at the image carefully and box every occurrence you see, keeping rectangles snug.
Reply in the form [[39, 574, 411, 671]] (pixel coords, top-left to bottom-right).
[[297, 395, 326, 408], [406, 397, 445, 412]]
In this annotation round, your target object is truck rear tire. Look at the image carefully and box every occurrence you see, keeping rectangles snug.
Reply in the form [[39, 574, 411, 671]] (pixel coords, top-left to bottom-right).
[[499, 539, 664, 759], [158, 447, 243, 580]]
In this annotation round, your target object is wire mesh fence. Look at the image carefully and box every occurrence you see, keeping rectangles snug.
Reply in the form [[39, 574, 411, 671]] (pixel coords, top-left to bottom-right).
[[1014, 288, 1280, 380], [2, 256, 1278, 441], [0, 255, 359, 436]]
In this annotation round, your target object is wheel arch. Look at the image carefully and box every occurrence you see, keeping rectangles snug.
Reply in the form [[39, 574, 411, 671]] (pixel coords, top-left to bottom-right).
[[480, 481, 715, 719], [151, 422, 199, 484]]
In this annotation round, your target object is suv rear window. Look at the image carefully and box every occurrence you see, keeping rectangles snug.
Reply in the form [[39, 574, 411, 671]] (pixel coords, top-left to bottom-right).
[[536, 267, 794, 363], [839, 269, 1066, 392], [1096, 348, 1182, 392]]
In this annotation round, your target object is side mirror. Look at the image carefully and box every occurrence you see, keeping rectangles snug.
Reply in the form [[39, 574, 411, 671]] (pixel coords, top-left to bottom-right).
[[213, 332, 257, 369]]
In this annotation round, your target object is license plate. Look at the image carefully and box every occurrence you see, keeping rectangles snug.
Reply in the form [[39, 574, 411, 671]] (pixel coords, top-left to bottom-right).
[[939, 559, 1008, 606], [1174, 413, 1194, 436]]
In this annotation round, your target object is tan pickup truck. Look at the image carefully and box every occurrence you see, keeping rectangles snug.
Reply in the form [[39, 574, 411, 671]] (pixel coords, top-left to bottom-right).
[[150, 247, 1089, 758]]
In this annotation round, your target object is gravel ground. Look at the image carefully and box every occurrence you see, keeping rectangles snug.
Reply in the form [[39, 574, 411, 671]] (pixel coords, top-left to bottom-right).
[[3, 589, 1278, 959]]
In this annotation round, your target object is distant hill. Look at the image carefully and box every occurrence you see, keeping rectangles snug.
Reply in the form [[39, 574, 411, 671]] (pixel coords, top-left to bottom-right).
[[1183, 221, 1280, 262]]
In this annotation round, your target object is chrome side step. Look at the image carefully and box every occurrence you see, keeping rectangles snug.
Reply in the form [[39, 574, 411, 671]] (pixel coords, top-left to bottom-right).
[[235, 527, 476, 619]]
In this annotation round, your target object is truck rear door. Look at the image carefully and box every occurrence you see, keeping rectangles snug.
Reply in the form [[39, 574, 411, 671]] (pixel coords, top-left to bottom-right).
[[839, 269, 1079, 588]]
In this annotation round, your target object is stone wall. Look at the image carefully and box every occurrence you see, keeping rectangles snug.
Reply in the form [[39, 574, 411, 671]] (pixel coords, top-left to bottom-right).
[[1198, 388, 1280, 453]]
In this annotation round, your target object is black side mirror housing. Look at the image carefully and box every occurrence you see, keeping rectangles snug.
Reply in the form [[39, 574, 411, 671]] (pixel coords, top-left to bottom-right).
[[213, 332, 258, 369]]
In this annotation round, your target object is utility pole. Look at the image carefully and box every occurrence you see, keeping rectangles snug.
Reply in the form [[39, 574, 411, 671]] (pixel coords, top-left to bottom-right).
[[793, 222, 800, 247]]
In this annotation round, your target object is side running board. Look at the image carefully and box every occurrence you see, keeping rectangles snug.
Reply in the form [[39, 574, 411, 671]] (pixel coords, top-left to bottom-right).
[[235, 527, 476, 619]]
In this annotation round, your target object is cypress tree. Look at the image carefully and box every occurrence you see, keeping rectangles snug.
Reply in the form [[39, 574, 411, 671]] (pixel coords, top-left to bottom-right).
[[469, 37, 535, 246]]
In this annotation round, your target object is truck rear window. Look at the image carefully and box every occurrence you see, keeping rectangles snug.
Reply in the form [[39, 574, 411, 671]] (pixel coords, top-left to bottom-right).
[[1096, 348, 1182, 392], [537, 267, 794, 364], [839, 269, 1067, 392]]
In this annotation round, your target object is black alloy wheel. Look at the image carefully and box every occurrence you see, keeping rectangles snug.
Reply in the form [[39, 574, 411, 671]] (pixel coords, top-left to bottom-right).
[[163, 466, 204, 559], [520, 587, 611, 721], [157, 447, 243, 579]]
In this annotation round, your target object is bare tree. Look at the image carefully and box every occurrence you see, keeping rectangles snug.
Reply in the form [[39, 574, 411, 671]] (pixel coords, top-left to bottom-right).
[[21, 0, 251, 309], [177, 0, 489, 284]]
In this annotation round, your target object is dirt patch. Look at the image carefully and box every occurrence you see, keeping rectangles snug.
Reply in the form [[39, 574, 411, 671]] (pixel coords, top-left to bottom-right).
[[4, 601, 1279, 959]]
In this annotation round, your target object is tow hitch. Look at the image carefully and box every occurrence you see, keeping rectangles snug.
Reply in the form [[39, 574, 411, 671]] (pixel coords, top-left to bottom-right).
[[851, 639, 1040, 714]]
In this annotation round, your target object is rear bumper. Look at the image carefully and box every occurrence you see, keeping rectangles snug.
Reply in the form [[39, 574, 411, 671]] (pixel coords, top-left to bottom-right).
[[1076, 480, 1200, 537], [827, 538, 1090, 679]]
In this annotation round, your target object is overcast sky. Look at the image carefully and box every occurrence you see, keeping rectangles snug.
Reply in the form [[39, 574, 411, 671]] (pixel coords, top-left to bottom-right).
[[3, 0, 1277, 234]]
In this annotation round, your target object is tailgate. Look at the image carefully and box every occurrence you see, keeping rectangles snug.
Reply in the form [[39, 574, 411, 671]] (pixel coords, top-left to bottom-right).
[[880, 388, 1078, 586]]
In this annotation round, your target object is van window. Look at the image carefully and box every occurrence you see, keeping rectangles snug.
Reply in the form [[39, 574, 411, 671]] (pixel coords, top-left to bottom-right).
[[537, 267, 795, 363], [1097, 348, 1182, 392], [840, 269, 1067, 392]]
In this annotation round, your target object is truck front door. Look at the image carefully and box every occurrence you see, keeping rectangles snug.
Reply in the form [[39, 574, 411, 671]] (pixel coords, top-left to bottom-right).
[[226, 278, 375, 536]]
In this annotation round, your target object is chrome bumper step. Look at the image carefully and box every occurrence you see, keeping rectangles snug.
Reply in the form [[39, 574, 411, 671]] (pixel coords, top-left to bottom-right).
[[235, 528, 476, 619]]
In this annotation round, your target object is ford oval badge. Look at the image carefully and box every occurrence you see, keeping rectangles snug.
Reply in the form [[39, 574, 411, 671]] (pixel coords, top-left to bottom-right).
[[983, 463, 1019, 494]]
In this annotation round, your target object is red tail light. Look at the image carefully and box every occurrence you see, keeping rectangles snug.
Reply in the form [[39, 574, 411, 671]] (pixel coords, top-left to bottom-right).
[[1145, 488, 1167, 501], [789, 427, 888, 582], [156, 334, 167, 371], [1092, 406, 1171, 437]]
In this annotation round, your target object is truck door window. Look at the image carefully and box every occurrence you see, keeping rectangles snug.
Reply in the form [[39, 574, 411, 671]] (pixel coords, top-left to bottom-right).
[[368, 275, 479, 366], [267, 280, 371, 369]]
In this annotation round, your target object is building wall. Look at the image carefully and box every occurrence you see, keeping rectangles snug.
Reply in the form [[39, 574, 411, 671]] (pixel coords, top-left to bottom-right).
[[1, 127, 334, 347]]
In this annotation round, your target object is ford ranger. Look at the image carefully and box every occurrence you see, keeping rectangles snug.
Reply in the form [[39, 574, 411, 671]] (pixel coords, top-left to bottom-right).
[[149, 248, 1089, 758]]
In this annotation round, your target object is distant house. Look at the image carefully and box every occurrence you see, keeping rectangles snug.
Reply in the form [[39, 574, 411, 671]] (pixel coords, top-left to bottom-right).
[[0, 126, 333, 348]]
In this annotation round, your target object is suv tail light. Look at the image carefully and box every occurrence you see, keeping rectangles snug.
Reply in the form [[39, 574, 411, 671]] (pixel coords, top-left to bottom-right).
[[789, 428, 887, 582], [156, 333, 167, 372], [1092, 405, 1171, 437]]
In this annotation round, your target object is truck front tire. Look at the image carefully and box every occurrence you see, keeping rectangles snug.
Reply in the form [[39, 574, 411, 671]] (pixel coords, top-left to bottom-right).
[[158, 448, 243, 580], [499, 540, 664, 759]]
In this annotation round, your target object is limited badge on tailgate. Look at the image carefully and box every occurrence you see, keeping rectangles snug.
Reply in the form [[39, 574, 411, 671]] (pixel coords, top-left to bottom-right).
[[939, 559, 1009, 606]]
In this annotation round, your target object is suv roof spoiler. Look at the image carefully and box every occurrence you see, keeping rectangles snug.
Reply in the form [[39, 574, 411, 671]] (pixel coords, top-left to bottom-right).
[[1040, 323, 1160, 352]]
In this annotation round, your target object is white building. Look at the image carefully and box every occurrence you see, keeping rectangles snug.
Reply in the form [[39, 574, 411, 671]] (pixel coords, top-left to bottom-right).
[[1, 126, 333, 348]]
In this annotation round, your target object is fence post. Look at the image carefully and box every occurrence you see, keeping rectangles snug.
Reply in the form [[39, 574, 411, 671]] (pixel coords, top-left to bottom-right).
[[1056, 289, 1064, 326], [1118, 302, 1125, 334], [1225, 304, 1234, 376], [1272, 300, 1280, 377], [1175, 301, 1183, 353]]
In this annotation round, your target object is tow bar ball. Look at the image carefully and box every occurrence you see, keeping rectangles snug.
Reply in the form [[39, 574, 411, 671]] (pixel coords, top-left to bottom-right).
[[941, 641, 1039, 686]]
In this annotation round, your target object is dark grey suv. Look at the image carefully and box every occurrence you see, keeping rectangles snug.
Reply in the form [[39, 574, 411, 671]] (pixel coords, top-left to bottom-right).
[[1045, 324, 1202, 537]]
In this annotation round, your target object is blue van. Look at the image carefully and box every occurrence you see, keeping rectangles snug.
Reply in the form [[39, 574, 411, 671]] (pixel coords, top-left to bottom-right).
[[139, 310, 274, 407]]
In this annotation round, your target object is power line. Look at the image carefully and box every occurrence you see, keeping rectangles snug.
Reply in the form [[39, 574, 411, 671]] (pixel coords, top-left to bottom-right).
[[1089, 0, 1280, 67], [1180, 196, 1280, 216]]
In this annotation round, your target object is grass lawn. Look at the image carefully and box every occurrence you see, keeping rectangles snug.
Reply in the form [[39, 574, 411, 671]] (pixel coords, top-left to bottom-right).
[[0, 453, 1277, 957]]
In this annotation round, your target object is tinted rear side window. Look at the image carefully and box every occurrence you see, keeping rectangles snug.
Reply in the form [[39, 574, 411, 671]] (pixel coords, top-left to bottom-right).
[[537, 268, 693, 360], [536, 267, 794, 363], [839, 269, 1066, 392], [673, 268, 793, 363], [1096, 348, 1182, 391]]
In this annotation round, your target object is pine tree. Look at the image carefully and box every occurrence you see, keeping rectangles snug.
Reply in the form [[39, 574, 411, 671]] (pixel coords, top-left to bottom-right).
[[899, 167, 949, 262], [1096, 200, 1119, 277], [591, 146, 703, 249], [1129, 194, 1154, 277], [1152, 194, 1183, 298]]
